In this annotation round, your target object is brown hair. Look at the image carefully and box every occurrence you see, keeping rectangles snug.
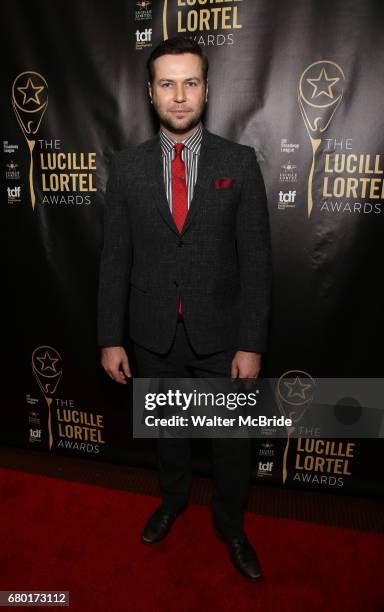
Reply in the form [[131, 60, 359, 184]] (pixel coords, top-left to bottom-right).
[[147, 36, 209, 84]]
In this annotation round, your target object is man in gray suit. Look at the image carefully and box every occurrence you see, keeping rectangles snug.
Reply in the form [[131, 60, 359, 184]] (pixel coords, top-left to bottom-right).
[[98, 37, 271, 581]]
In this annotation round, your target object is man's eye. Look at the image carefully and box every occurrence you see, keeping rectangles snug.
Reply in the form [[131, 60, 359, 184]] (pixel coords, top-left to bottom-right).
[[187, 82, 197, 87], [161, 83, 172, 88]]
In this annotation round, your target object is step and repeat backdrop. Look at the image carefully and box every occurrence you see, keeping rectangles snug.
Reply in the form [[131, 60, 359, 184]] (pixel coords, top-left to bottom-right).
[[2, 0, 383, 497]]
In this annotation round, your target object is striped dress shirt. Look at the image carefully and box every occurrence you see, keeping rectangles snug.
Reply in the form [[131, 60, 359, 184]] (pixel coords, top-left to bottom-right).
[[159, 124, 203, 212]]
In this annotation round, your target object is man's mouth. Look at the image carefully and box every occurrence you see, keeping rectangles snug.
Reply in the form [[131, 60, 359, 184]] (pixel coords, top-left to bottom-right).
[[170, 109, 190, 115]]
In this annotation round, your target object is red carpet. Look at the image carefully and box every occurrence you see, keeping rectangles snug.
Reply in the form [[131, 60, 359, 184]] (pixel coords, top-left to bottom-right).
[[1, 467, 383, 612]]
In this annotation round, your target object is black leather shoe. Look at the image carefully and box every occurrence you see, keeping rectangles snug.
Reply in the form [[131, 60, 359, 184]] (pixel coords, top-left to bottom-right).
[[215, 529, 262, 581], [141, 507, 178, 544]]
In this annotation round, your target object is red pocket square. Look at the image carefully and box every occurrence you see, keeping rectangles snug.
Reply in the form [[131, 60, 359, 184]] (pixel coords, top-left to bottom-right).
[[215, 178, 235, 189]]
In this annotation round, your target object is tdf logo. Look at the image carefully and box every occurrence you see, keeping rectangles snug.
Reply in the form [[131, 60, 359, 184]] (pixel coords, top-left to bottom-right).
[[257, 461, 274, 476], [135, 28, 152, 42], [279, 190, 296, 204]]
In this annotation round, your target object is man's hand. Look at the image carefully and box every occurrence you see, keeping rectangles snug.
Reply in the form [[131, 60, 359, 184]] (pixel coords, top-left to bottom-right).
[[231, 351, 261, 379], [101, 346, 131, 384]]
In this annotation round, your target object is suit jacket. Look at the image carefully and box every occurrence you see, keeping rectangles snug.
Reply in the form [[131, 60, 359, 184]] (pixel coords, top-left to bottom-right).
[[98, 128, 272, 355]]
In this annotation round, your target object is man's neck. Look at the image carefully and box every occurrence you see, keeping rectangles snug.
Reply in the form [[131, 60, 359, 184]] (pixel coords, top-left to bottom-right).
[[160, 122, 202, 143]]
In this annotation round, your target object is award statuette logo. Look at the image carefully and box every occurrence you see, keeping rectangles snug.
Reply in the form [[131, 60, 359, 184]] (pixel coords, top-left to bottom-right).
[[298, 61, 344, 218], [275, 370, 316, 484], [32, 346, 62, 450], [11, 71, 49, 210]]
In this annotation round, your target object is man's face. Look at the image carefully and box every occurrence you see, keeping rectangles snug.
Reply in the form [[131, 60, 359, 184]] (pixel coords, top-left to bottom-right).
[[148, 53, 208, 136]]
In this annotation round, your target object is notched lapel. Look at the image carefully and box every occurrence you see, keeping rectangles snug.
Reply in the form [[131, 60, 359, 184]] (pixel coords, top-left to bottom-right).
[[143, 137, 179, 236], [141, 129, 220, 237], [181, 129, 219, 236]]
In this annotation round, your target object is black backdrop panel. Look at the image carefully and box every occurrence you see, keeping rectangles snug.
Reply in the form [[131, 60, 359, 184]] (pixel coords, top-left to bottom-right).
[[2, 0, 383, 497]]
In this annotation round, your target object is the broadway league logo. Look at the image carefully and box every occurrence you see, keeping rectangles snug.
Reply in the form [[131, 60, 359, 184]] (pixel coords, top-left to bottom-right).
[[32, 345, 62, 450], [275, 370, 316, 484], [12, 71, 48, 210], [298, 61, 344, 217]]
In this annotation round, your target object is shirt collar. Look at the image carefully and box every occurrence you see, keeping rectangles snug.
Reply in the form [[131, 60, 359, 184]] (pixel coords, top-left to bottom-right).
[[160, 124, 203, 156]]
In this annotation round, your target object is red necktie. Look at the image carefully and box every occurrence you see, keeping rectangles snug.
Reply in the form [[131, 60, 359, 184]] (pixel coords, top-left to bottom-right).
[[172, 143, 188, 232], [172, 143, 188, 314]]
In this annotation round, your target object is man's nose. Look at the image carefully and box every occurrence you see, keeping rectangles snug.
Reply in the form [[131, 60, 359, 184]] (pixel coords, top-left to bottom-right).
[[174, 84, 186, 103]]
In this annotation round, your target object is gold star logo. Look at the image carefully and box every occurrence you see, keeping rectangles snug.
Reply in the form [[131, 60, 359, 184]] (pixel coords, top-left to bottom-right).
[[36, 351, 59, 373], [17, 77, 44, 105], [283, 376, 313, 400], [307, 67, 340, 99]]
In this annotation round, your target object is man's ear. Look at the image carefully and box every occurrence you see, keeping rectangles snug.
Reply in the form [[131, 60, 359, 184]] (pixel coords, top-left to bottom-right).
[[205, 80, 209, 103], [148, 81, 153, 104]]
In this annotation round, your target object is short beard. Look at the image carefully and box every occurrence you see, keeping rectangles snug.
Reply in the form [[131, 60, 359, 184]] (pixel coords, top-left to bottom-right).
[[154, 100, 207, 135], [159, 113, 202, 135]]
